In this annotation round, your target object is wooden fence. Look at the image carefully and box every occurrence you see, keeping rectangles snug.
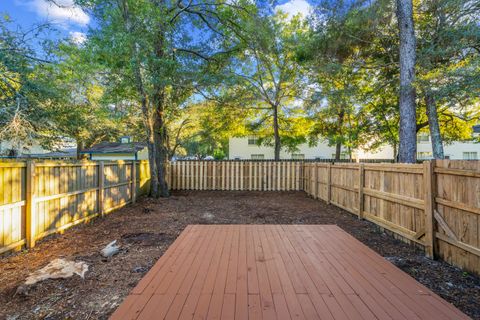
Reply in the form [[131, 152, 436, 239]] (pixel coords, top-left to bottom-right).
[[0, 160, 150, 254], [1, 159, 479, 275], [169, 161, 303, 191], [303, 160, 480, 275]]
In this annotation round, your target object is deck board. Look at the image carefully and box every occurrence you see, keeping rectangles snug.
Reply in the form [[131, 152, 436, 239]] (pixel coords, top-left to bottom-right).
[[111, 225, 469, 320]]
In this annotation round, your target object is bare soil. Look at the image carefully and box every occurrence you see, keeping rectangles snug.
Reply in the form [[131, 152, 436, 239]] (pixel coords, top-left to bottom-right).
[[0, 191, 479, 320]]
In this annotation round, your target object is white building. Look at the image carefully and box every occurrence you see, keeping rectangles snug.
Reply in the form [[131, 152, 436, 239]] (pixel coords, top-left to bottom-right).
[[228, 137, 349, 160], [229, 134, 480, 160]]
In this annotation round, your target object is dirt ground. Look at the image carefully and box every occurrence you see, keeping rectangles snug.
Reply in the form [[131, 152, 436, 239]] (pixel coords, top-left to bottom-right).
[[0, 191, 479, 320]]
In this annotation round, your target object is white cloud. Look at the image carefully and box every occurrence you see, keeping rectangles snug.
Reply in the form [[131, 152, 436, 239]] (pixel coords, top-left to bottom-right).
[[275, 0, 312, 18], [69, 31, 87, 44], [24, 0, 90, 26]]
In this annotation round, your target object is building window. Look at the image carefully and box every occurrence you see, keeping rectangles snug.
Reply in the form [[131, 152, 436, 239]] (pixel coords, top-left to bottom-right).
[[463, 152, 478, 160], [417, 134, 430, 143], [251, 154, 264, 160], [248, 137, 259, 145], [292, 154, 305, 160], [417, 151, 433, 159]]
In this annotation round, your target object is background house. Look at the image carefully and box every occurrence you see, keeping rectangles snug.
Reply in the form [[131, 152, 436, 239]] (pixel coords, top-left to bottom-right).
[[358, 132, 480, 160], [29, 148, 78, 159], [229, 133, 480, 160], [228, 137, 349, 160], [80, 137, 148, 160]]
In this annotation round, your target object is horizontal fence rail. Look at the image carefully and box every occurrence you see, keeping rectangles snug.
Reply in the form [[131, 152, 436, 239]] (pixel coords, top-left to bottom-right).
[[1, 159, 479, 276]]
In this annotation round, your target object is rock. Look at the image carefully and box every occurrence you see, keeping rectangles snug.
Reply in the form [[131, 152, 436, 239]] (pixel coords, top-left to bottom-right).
[[202, 212, 215, 220], [16, 259, 88, 295], [132, 266, 148, 273], [101, 240, 120, 258]]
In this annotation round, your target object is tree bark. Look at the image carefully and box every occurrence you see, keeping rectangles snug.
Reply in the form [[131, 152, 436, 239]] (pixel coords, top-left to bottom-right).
[[272, 104, 281, 160], [335, 108, 345, 161], [396, 0, 417, 163], [153, 104, 170, 197], [146, 119, 159, 198], [335, 142, 342, 161], [425, 93, 444, 159], [76, 140, 85, 160]]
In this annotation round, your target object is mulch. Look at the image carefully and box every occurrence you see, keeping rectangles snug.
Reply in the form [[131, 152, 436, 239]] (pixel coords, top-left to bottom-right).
[[0, 191, 479, 319]]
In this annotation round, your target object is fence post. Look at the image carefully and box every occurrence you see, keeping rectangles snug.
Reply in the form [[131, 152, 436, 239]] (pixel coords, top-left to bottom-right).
[[131, 161, 137, 204], [25, 160, 36, 248], [98, 161, 105, 216], [358, 163, 364, 219], [327, 163, 332, 204], [424, 160, 436, 258], [313, 163, 318, 199]]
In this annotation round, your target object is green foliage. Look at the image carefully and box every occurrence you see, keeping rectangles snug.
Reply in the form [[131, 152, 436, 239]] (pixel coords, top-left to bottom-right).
[[218, 12, 311, 154], [300, 0, 480, 156], [415, 0, 480, 141], [0, 18, 53, 153], [1, 0, 479, 164]]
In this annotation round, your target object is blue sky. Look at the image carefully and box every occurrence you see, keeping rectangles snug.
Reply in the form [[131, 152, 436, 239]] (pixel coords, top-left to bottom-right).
[[1, 0, 90, 44], [1, 0, 312, 44]]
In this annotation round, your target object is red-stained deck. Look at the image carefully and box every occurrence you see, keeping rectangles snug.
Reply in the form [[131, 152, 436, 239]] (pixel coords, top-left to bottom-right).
[[111, 225, 468, 320]]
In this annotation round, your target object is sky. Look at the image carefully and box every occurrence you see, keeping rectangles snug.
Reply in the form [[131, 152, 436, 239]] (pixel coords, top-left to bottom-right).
[[1, 0, 312, 44], [1, 0, 90, 44]]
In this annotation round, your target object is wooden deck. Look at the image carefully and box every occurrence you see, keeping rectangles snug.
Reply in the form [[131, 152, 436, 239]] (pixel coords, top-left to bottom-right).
[[111, 225, 468, 320]]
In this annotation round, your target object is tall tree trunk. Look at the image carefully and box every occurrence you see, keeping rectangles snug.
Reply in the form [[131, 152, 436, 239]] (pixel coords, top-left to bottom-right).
[[335, 142, 342, 161], [425, 93, 444, 159], [335, 108, 345, 161], [151, 26, 169, 197], [153, 105, 170, 197], [76, 140, 85, 160], [272, 104, 281, 160], [146, 120, 159, 198], [396, 0, 417, 163], [120, 0, 161, 197]]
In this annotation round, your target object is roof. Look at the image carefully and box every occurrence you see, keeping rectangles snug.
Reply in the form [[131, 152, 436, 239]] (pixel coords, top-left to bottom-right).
[[33, 148, 77, 158], [80, 142, 147, 154]]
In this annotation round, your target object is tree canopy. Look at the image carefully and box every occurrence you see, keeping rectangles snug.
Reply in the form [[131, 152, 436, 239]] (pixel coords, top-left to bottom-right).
[[1, 0, 479, 195]]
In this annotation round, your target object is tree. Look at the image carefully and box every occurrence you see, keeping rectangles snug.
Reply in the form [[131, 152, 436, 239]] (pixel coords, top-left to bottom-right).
[[79, 0, 253, 196], [0, 17, 55, 154], [416, 0, 480, 159], [227, 13, 308, 160], [396, 0, 417, 163], [298, 1, 375, 160], [40, 42, 135, 158]]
